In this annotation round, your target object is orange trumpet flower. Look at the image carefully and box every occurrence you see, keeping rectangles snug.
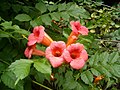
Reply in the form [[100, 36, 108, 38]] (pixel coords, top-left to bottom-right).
[[28, 26, 53, 47], [66, 21, 89, 46], [24, 44, 45, 58]]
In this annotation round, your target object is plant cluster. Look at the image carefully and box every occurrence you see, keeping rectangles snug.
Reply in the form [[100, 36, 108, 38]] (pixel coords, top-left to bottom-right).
[[0, 0, 120, 90]]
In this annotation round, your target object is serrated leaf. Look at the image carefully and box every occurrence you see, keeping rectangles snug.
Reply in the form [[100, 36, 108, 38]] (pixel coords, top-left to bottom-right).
[[89, 52, 99, 66], [15, 80, 24, 90], [50, 12, 60, 21], [108, 52, 119, 64], [1, 71, 16, 89], [81, 70, 93, 85], [63, 80, 77, 90], [41, 14, 51, 25], [110, 64, 120, 77], [34, 59, 51, 75], [1, 71, 24, 90], [15, 14, 31, 22], [63, 71, 77, 90], [30, 17, 43, 27], [35, 1, 47, 14], [98, 65, 112, 77], [0, 21, 12, 29], [90, 68, 101, 76], [99, 52, 109, 65], [60, 12, 70, 21], [58, 3, 66, 11], [35, 72, 45, 83], [9, 59, 33, 82], [48, 4, 57, 12], [75, 81, 89, 90]]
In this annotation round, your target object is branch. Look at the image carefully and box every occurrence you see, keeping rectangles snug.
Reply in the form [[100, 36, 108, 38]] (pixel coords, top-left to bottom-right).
[[32, 80, 53, 90], [96, 39, 120, 43]]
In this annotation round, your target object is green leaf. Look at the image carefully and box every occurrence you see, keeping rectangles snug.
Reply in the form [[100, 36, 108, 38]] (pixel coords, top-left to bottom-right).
[[97, 65, 112, 77], [1, 71, 24, 90], [15, 14, 31, 22], [89, 52, 100, 66], [35, 72, 45, 83], [35, 1, 47, 14], [98, 52, 109, 65], [0, 30, 12, 38], [13, 28, 30, 36], [90, 68, 101, 76], [30, 17, 43, 27], [60, 12, 70, 21], [41, 14, 51, 25], [63, 80, 77, 90], [58, 3, 66, 11], [108, 52, 119, 64], [0, 21, 12, 29], [33, 59, 51, 75], [9, 59, 33, 83], [81, 70, 93, 85], [50, 12, 60, 21], [1, 71, 16, 89], [63, 71, 77, 90], [75, 81, 89, 90], [110, 64, 120, 77], [48, 4, 57, 12], [0, 62, 7, 73], [12, 4, 21, 13]]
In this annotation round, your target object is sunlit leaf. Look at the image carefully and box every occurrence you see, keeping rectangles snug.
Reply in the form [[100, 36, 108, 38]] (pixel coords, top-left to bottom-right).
[[1, 71, 24, 90], [9, 59, 33, 84], [15, 14, 31, 22], [33, 59, 51, 75]]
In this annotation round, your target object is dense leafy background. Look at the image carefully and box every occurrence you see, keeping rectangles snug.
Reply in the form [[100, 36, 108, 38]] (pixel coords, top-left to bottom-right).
[[0, 0, 120, 90]]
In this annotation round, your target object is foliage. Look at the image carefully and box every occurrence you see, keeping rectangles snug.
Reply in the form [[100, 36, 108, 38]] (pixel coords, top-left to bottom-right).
[[0, 0, 120, 90]]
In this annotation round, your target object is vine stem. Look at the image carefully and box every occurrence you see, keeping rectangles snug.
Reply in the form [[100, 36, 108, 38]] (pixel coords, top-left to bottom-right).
[[32, 80, 53, 90], [0, 59, 10, 65], [96, 39, 120, 43]]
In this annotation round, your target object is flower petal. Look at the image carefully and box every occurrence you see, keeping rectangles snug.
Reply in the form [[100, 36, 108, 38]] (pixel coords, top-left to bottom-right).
[[80, 50, 88, 61], [27, 40, 37, 46], [78, 26, 89, 35], [45, 47, 53, 59], [28, 33, 37, 46], [70, 21, 81, 34], [24, 47, 33, 58], [50, 41, 66, 50], [70, 58, 85, 70], [67, 43, 84, 52], [49, 57, 64, 68], [63, 49, 72, 63], [33, 26, 45, 43]]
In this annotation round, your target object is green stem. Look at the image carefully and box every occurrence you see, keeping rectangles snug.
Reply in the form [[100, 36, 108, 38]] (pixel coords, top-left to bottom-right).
[[32, 80, 53, 90], [0, 59, 10, 65]]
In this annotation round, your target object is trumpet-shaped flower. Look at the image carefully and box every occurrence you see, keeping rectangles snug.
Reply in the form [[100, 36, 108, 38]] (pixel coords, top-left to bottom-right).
[[63, 43, 88, 70], [24, 44, 45, 59], [28, 26, 53, 46], [70, 21, 89, 35], [66, 21, 89, 46], [45, 41, 66, 68]]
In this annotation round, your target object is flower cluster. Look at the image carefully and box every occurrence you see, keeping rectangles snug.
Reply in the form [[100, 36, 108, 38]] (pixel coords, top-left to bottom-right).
[[24, 21, 89, 70]]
